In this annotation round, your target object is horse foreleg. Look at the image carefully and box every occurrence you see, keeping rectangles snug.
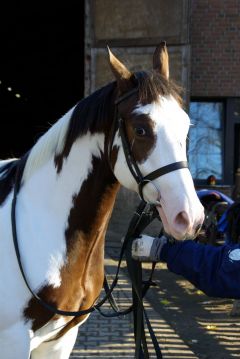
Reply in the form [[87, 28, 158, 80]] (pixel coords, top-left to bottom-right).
[[31, 326, 78, 359], [0, 322, 31, 359]]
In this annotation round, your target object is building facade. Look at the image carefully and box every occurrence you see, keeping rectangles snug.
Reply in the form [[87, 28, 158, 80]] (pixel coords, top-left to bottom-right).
[[190, 0, 240, 188], [84, 0, 191, 231], [85, 0, 240, 190], [84, 0, 240, 233]]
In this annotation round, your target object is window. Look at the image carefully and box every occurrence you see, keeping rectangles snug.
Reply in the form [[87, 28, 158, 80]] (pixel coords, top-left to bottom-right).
[[188, 101, 224, 182], [188, 98, 240, 186]]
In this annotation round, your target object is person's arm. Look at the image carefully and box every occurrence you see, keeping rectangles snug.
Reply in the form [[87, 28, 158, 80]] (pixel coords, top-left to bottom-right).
[[132, 236, 240, 299]]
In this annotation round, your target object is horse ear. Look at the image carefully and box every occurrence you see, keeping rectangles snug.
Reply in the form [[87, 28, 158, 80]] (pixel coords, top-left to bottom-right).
[[153, 41, 169, 80], [107, 46, 135, 93]]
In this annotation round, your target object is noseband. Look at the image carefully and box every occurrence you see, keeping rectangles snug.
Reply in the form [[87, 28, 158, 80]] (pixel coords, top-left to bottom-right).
[[110, 87, 188, 203]]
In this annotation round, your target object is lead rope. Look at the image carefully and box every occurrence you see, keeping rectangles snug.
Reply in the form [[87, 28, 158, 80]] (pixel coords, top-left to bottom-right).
[[104, 197, 162, 358], [126, 241, 162, 358], [124, 204, 163, 359]]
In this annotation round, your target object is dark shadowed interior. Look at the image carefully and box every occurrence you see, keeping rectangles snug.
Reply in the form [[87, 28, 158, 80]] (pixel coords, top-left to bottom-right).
[[0, 1, 84, 159]]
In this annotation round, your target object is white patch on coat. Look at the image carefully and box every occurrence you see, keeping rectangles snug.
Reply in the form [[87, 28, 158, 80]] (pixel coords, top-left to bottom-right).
[[30, 315, 89, 351], [0, 321, 31, 358], [31, 323, 80, 358]]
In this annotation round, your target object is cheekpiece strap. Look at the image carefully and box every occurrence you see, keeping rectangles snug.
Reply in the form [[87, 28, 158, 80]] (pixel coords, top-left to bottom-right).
[[115, 88, 139, 105]]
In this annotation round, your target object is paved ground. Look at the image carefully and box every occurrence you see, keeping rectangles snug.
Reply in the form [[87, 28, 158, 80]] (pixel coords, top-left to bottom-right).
[[70, 235, 240, 359]]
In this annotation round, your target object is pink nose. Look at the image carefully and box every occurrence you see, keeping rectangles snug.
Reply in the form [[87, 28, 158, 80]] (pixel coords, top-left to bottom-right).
[[172, 210, 204, 239], [173, 211, 190, 236]]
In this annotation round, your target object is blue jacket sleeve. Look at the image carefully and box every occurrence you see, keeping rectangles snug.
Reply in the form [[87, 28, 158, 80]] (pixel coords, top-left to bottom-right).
[[160, 240, 240, 299]]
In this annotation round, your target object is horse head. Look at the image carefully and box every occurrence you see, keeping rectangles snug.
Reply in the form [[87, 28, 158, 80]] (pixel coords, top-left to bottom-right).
[[108, 43, 204, 240]]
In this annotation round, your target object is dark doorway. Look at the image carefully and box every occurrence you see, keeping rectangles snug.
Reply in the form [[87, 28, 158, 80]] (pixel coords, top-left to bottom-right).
[[0, 1, 84, 158]]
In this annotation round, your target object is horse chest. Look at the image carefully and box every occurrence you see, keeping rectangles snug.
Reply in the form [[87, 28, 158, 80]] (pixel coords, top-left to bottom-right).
[[24, 230, 105, 334], [57, 234, 105, 312]]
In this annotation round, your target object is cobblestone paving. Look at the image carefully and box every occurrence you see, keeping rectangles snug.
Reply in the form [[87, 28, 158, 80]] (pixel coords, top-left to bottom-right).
[[70, 242, 197, 359]]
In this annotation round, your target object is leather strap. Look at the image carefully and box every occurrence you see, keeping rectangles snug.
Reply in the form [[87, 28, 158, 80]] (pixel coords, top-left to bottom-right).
[[115, 88, 139, 105], [143, 161, 188, 182]]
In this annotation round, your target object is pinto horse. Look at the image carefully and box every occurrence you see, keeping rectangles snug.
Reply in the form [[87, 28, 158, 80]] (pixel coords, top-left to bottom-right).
[[0, 43, 204, 358]]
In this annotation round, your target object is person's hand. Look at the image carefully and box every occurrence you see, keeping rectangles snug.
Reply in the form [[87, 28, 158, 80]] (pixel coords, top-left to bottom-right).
[[132, 234, 168, 262]]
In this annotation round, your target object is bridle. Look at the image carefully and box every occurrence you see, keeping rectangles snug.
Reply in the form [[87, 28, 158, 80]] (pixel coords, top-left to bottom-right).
[[109, 86, 188, 203]]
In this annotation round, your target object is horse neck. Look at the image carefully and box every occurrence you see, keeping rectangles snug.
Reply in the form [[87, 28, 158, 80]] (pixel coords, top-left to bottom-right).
[[57, 132, 120, 247], [20, 130, 119, 245], [18, 131, 120, 330]]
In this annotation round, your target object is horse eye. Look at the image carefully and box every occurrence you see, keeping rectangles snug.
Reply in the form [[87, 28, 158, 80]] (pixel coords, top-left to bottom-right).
[[134, 127, 146, 136]]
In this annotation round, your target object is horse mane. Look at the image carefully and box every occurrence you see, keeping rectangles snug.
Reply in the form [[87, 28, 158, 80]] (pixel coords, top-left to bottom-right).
[[24, 81, 118, 178], [0, 71, 182, 186]]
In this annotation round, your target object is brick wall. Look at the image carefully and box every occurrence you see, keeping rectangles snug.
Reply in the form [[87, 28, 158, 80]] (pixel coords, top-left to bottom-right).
[[190, 0, 240, 97]]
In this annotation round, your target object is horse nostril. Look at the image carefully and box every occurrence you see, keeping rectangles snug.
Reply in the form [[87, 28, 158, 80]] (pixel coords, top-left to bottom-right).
[[176, 211, 189, 224], [173, 211, 190, 233]]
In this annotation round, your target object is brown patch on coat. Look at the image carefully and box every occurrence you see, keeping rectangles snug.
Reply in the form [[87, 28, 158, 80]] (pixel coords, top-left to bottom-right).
[[125, 113, 157, 163], [116, 94, 157, 164], [24, 155, 120, 336]]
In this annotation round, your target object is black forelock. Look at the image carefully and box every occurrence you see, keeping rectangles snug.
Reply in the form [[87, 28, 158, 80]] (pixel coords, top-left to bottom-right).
[[135, 70, 183, 105]]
